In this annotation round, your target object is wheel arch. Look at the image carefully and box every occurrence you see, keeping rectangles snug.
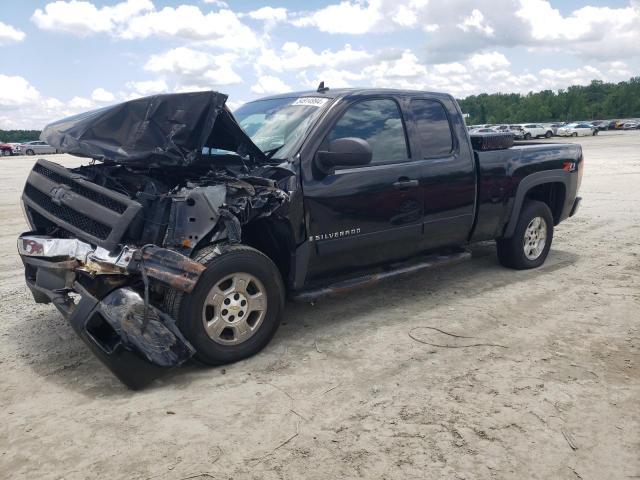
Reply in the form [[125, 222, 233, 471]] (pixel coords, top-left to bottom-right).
[[502, 170, 569, 238], [240, 217, 295, 285]]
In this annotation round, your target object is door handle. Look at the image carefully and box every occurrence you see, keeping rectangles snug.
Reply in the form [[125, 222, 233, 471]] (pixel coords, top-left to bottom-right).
[[392, 178, 419, 190]]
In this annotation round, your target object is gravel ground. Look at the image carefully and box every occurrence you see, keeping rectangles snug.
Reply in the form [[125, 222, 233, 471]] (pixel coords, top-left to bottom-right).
[[1, 131, 639, 479]]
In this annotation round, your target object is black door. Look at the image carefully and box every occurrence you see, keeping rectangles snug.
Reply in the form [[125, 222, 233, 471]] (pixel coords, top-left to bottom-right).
[[406, 97, 476, 249], [302, 97, 425, 280]]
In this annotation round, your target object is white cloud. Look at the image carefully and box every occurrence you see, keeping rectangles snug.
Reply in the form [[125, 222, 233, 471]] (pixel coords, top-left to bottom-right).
[[32, 0, 153, 36], [292, 1, 384, 34], [0, 75, 40, 107], [91, 87, 115, 102], [469, 52, 510, 70], [203, 0, 228, 6], [125, 79, 169, 97], [257, 42, 372, 74], [250, 75, 291, 95], [457, 9, 494, 36], [298, 68, 364, 89], [0, 21, 26, 46], [31, 1, 260, 51], [247, 6, 287, 23], [515, 0, 640, 59], [122, 6, 260, 49], [0, 75, 109, 129], [68, 96, 94, 109], [145, 47, 242, 89], [362, 50, 428, 80]]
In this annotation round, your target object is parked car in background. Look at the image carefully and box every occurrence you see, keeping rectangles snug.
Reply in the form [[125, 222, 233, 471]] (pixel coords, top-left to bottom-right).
[[8, 143, 21, 154], [622, 122, 640, 130], [556, 123, 597, 137], [470, 128, 497, 134], [590, 120, 608, 131], [548, 123, 565, 135], [521, 124, 553, 139], [508, 125, 525, 139], [19, 141, 57, 155], [0, 143, 14, 156]]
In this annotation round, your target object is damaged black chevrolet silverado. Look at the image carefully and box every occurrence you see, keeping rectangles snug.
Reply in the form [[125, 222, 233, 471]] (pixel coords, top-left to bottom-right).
[[17, 88, 583, 388]]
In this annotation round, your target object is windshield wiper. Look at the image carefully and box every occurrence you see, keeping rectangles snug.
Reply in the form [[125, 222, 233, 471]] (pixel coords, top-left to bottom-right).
[[262, 145, 285, 159]]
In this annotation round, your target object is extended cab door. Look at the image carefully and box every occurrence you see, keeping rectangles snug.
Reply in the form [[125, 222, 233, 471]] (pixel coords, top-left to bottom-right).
[[405, 97, 476, 249], [301, 96, 425, 280]]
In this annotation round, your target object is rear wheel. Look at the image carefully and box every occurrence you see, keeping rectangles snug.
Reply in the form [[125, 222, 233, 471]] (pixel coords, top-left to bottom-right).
[[166, 245, 285, 365], [524, 133, 532, 140], [1, 149, 10, 156], [545, 131, 552, 138], [592, 129, 598, 136], [497, 200, 554, 270], [572, 132, 578, 137], [25, 149, 34, 155]]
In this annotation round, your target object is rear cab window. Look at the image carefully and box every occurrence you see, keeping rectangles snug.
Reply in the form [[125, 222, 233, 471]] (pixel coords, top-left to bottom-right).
[[409, 99, 454, 158]]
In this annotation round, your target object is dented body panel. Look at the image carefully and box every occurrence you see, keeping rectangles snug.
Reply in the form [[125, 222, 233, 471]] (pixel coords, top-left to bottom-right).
[[18, 89, 583, 388]]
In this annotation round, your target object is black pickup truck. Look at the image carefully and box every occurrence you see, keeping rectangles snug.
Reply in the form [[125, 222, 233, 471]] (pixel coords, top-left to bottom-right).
[[17, 88, 583, 387]]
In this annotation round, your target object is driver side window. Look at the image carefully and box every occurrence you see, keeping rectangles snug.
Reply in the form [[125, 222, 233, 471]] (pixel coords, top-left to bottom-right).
[[328, 99, 409, 165]]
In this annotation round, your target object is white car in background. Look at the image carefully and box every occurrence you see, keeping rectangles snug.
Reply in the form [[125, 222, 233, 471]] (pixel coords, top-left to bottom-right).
[[19, 141, 57, 155], [556, 123, 597, 137], [520, 124, 554, 139], [622, 122, 639, 130]]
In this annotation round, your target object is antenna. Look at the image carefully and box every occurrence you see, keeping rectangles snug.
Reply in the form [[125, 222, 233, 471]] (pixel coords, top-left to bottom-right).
[[317, 81, 329, 93]]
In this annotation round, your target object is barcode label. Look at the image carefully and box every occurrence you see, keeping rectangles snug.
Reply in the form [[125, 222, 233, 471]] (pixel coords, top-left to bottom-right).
[[291, 97, 329, 107]]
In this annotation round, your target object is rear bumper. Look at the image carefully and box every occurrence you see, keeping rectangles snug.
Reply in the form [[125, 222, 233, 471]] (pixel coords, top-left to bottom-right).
[[18, 234, 198, 389]]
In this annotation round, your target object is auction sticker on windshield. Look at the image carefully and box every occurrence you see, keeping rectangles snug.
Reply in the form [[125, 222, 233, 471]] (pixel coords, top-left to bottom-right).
[[291, 97, 329, 107]]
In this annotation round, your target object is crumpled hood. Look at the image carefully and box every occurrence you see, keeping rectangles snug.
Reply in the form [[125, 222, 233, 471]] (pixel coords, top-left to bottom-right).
[[41, 91, 265, 167]]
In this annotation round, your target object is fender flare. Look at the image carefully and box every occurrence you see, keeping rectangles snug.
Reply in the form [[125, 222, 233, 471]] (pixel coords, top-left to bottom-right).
[[503, 169, 570, 238]]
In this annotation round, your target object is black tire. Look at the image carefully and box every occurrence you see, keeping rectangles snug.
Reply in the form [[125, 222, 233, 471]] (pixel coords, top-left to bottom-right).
[[496, 200, 554, 270], [1, 149, 10, 156], [26, 149, 34, 155], [592, 130, 598, 136], [524, 133, 532, 140], [545, 131, 552, 138], [165, 245, 284, 365], [572, 132, 578, 137]]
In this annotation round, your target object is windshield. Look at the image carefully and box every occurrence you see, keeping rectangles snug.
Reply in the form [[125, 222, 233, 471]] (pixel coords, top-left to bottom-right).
[[233, 96, 330, 159]]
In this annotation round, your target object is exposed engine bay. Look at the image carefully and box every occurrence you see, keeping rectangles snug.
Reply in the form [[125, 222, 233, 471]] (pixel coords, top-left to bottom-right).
[[18, 91, 293, 388], [67, 156, 292, 252]]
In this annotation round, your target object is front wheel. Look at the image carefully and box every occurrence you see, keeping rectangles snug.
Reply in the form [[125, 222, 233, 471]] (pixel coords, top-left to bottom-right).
[[166, 245, 285, 365], [592, 130, 598, 136], [572, 132, 578, 137], [25, 149, 35, 155], [497, 200, 554, 269], [524, 133, 532, 140], [545, 131, 552, 138]]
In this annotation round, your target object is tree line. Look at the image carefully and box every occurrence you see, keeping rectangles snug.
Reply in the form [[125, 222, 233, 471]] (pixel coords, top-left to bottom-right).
[[0, 129, 41, 143], [458, 77, 640, 125], [2, 77, 640, 140]]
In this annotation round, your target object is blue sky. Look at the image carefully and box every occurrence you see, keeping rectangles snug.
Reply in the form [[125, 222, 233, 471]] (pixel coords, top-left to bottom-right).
[[1, 0, 638, 128]]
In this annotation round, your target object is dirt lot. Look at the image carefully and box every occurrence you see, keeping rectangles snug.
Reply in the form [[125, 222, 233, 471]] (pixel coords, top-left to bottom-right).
[[1, 131, 638, 479]]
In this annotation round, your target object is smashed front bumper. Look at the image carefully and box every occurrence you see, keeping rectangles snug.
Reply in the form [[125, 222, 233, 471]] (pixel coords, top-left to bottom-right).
[[17, 234, 204, 388]]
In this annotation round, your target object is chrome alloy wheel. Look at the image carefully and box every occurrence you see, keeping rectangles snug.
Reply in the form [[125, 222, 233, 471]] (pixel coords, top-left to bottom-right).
[[202, 272, 267, 345], [523, 216, 547, 260]]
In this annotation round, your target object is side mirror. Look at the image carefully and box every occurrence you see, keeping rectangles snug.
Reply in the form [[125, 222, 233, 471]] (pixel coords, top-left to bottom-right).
[[316, 137, 372, 173]]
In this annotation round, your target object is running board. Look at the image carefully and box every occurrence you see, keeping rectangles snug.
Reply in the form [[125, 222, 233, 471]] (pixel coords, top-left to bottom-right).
[[291, 251, 471, 302]]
